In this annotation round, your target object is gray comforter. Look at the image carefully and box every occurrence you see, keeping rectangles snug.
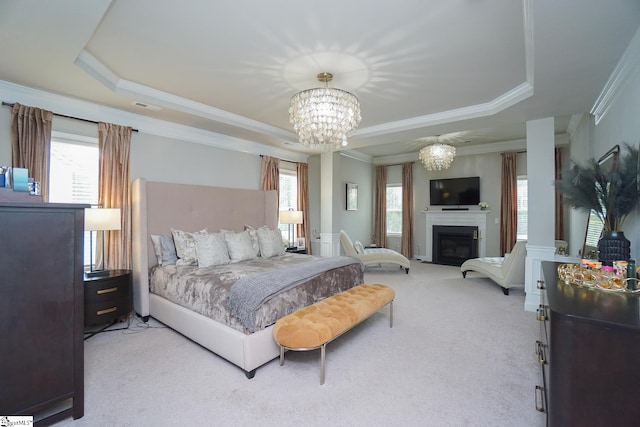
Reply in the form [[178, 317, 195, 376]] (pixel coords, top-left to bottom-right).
[[149, 253, 364, 334], [227, 256, 362, 332]]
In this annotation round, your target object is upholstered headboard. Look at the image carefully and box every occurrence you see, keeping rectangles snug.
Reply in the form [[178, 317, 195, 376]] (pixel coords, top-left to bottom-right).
[[131, 178, 278, 317]]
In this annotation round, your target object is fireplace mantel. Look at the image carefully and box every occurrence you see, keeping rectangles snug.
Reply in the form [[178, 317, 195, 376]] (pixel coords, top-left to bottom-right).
[[417, 210, 489, 262]]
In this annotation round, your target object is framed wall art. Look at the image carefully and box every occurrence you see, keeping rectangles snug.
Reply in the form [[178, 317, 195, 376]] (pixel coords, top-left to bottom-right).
[[346, 182, 358, 211]]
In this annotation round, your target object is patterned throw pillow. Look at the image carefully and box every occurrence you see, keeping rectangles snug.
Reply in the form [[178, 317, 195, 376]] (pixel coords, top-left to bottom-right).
[[224, 230, 259, 263], [194, 232, 230, 267], [171, 228, 208, 266], [354, 240, 365, 254], [244, 225, 261, 256], [257, 226, 286, 258]]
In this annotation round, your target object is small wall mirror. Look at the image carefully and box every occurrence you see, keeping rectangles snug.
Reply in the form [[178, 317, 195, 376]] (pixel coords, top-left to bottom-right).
[[581, 145, 620, 257]]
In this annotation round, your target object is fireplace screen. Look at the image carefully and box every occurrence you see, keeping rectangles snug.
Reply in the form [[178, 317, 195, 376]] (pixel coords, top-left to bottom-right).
[[432, 225, 478, 266]]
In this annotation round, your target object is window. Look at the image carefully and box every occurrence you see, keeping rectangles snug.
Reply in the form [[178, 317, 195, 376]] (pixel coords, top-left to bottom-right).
[[516, 176, 528, 240], [49, 132, 99, 266], [279, 169, 298, 243], [386, 184, 402, 234]]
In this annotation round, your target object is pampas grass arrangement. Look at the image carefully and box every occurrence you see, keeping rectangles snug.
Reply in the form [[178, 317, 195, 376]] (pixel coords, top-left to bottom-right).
[[556, 143, 639, 232]]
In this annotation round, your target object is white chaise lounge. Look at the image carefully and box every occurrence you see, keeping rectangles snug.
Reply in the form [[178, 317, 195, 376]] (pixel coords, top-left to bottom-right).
[[340, 230, 410, 274], [460, 240, 526, 295]]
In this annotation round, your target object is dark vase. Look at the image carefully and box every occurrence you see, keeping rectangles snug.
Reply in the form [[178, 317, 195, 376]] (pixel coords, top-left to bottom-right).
[[597, 231, 631, 265]]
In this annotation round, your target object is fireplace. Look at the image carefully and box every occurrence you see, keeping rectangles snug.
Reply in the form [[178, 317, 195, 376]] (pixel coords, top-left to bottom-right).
[[432, 225, 478, 266]]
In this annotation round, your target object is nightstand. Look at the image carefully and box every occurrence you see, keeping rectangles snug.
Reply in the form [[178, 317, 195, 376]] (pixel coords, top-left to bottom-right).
[[84, 269, 133, 336]]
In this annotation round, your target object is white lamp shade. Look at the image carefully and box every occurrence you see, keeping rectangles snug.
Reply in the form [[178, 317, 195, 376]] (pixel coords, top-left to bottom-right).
[[84, 208, 121, 231], [279, 210, 303, 225]]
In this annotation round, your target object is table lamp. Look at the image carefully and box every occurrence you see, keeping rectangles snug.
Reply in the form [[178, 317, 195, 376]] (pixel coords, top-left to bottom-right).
[[84, 207, 121, 276]]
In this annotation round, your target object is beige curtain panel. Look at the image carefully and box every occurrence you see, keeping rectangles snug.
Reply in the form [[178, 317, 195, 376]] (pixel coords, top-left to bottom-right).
[[10, 103, 52, 201], [98, 122, 132, 270], [401, 162, 414, 259], [296, 162, 311, 254], [500, 151, 518, 255], [260, 155, 280, 213], [374, 165, 387, 248]]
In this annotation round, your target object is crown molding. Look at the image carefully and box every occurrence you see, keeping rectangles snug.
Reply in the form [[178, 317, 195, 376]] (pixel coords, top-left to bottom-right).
[[339, 149, 372, 164], [374, 133, 568, 165], [591, 26, 640, 125], [0, 79, 308, 163]]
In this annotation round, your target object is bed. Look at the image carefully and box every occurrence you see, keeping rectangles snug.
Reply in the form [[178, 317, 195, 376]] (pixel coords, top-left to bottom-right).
[[131, 178, 363, 378]]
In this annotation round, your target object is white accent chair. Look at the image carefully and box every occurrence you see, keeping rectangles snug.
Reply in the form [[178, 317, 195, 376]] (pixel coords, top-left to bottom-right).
[[460, 240, 527, 295], [340, 230, 410, 274]]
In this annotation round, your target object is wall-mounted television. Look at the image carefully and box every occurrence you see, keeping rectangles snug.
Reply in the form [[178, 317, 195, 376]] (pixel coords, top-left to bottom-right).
[[429, 176, 480, 206]]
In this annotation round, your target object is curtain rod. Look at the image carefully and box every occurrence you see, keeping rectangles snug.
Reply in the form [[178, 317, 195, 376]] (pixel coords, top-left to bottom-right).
[[2, 102, 139, 132], [377, 162, 415, 167]]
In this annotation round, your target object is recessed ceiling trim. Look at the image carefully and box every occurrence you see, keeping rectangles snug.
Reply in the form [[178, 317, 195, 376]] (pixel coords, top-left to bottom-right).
[[75, 49, 298, 142], [353, 82, 534, 140]]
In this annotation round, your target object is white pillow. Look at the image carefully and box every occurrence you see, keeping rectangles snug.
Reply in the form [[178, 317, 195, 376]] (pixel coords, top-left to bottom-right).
[[354, 240, 365, 254], [194, 232, 230, 267], [171, 228, 208, 266], [224, 230, 259, 263], [150, 235, 163, 265], [257, 227, 285, 258]]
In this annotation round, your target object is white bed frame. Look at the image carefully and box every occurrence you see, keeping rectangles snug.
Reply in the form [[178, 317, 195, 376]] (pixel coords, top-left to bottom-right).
[[131, 178, 280, 378]]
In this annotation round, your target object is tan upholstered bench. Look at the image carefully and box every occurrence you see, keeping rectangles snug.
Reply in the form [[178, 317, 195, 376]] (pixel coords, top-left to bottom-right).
[[273, 283, 395, 384]]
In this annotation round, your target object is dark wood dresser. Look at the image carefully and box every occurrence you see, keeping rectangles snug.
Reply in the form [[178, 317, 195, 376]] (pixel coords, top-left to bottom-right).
[[538, 261, 640, 426], [0, 202, 86, 424]]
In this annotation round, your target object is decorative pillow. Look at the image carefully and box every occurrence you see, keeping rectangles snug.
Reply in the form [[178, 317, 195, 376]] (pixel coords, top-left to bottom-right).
[[224, 230, 259, 263], [354, 240, 365, 254], [159, 234, 178, 265], [244, 224, 261, 256], [257, 227, 286, 258], [171, 228, 208, 266], [194, 232, 230, 267], [150, 234, 178, 266]]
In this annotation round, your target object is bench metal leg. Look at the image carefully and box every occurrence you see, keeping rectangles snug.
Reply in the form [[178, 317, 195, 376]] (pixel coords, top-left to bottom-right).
[[390, 301, 394, 328], [280, 345, 285, 366], [320, 344, 326, 385]]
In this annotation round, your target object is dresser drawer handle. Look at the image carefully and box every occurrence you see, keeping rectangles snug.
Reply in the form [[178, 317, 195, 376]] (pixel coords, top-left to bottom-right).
[[96, 307, 118, 316], [535, 385, 546, 412], [97, 286, 118, 295], [536, 280, 546, 290], [536, 304, 548, 321], [536, 341, 547, 365]]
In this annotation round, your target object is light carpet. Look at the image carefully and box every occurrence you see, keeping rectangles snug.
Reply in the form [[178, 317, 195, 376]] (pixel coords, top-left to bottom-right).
[[56, 261, 544, 427]]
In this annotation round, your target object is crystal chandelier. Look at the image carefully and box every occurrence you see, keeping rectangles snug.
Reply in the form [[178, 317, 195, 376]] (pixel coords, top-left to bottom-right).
[[419, 143, 456, 170], [289, 72, 361, 150]]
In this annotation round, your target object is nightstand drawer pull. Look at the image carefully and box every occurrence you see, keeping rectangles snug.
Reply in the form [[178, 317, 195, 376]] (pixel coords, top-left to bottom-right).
[[97, 286, 118, 295], [96, 307, 118, 316]]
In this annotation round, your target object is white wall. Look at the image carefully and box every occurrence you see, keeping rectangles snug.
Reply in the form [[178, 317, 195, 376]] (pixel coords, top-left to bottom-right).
[[588, 36, 640, 261], [412, 151, 505, 258]]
